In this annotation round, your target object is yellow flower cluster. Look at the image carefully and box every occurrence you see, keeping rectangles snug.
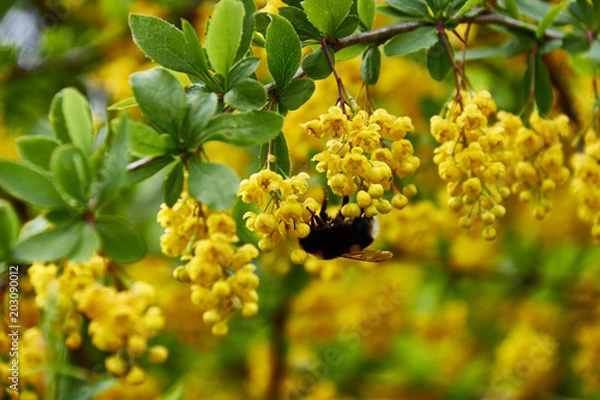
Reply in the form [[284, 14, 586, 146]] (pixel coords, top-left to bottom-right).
[[303, 106, 420, 217], [432, 91, 571, 239], [1, 328, 46, 400], [490, 323, 558, 399], [238, 169, 316, 256], [573, 320, 600, 391], [159, 195, 261, 336], [432, 92, 508, 239], [572, 130, 600, 240], [28, 256, 166, 383], [157, 195, 209, 258], [503, 110, 571, 219]]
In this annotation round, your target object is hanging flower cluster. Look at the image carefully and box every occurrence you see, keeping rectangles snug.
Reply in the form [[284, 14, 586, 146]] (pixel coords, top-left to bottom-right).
[[571, 130, 600, 240], [238, 169, 318, 261], [302, 106, 420, 217], [431, 91, 571, 240], [28, 256, 166, 383], [158, 194, 260, 336]]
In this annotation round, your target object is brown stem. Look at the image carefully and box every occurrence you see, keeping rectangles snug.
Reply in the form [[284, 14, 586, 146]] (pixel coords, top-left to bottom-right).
[[437, 20, 464, 109], [321, 38, 349, 113]]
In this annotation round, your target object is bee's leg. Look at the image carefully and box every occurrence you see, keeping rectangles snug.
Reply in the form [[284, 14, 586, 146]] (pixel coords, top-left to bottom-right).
[[318, 194, 329, 224]]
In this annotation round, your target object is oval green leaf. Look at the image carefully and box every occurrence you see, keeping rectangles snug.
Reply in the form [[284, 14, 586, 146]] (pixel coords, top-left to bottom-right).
[[51, 144, 91, 206], [384, 26, 439, 57], [198, 111, 284, 146], [95, 216, 146, 263], [279, 78, 315, 110], [16, 135, 61, 170], [301, 47, 333, 80], [427, 40, 453, 82], [361, 45, 381, 86], [12, 221, 81, 262], [302, 0, 353, 39], [163, 161, 184, 208], [205, 0, 245, 79], [266, 14, 302, 89], [188, 160, 240, 210], [130, 68, 187, 136], [129, 14, 200, 77], [62, 88, 94, 156], [0, 199, 20, 261], [129, 121, 167, 158], [0, 160, 65, 209], [67, 222, 101, 263], [224, 78, 268, 111]]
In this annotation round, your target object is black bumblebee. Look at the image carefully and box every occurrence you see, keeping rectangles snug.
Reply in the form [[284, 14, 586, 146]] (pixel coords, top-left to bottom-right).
[[299, 196, 393, 262]]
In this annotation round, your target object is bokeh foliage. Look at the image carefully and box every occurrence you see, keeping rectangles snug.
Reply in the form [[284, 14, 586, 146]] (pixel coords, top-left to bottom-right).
[[1, 0, 600, 399]]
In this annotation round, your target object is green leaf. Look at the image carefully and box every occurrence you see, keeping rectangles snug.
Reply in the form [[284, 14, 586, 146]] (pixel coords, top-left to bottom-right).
[[232, 198, 259, 246], [384, 26, 438, 57], [235, 0, 258, 62], [107, 97, 138, 111], [129, 14, 200, 77], [61, 88, 94, 156], [224, 78, 268, 111], [128, 121, 168, 158], [336, 43, 368, 61], [49, 91, 71, 144], [534, 53, 553, 115], [67, 222, 100, 262], [536, 2, 568, 40], [427, 40, 453, 81], [16, 136, 60, 170], [278, 7, 323, 41], [504, 0, 521, 20], [181, 19, 211, 80], [266, 14, 302, 89], [163, 161, 184, 208], [198, 111, 284, 146], [95, 117, 128, 207], [361, 46, 381, 85], [259, 132, 291, 176], [0, 200, 20, 261], [302, 0, 353, 38], [51, 144, 91, 206], [12, 221, 81, 262], [183, 91, 218, 146], [384, 0, 430, 18], [279, 78, 316, 110], [229, 57, 261, 86], [130, 68, 187, 136], [302, 46, 333, 79], [455, 0, 482, 16], [357, 0, 376, 29], [0, 160, 65, 209], [205, 0, 245, 79], [188, 160, 240, 210], [335, 15, 360, 38], [95, 216, 146, 263], [126, 156, 173, 186]]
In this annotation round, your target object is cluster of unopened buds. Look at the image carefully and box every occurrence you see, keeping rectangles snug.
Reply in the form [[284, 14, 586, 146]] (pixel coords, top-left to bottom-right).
[[238, 168, 317, 259], [431, 91, 571, 240], [28, 255, 166, 384], [158, 194, 260, 336], [302, 106, 420, 217], [572, 130, 600, 240]]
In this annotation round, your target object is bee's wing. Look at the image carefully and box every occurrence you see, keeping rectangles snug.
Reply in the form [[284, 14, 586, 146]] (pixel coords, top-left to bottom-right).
[[341, 249, 393, 262]]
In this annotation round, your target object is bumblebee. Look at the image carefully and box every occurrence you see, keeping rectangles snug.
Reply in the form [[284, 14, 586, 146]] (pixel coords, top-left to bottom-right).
[[299, 196, 393, 262]]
